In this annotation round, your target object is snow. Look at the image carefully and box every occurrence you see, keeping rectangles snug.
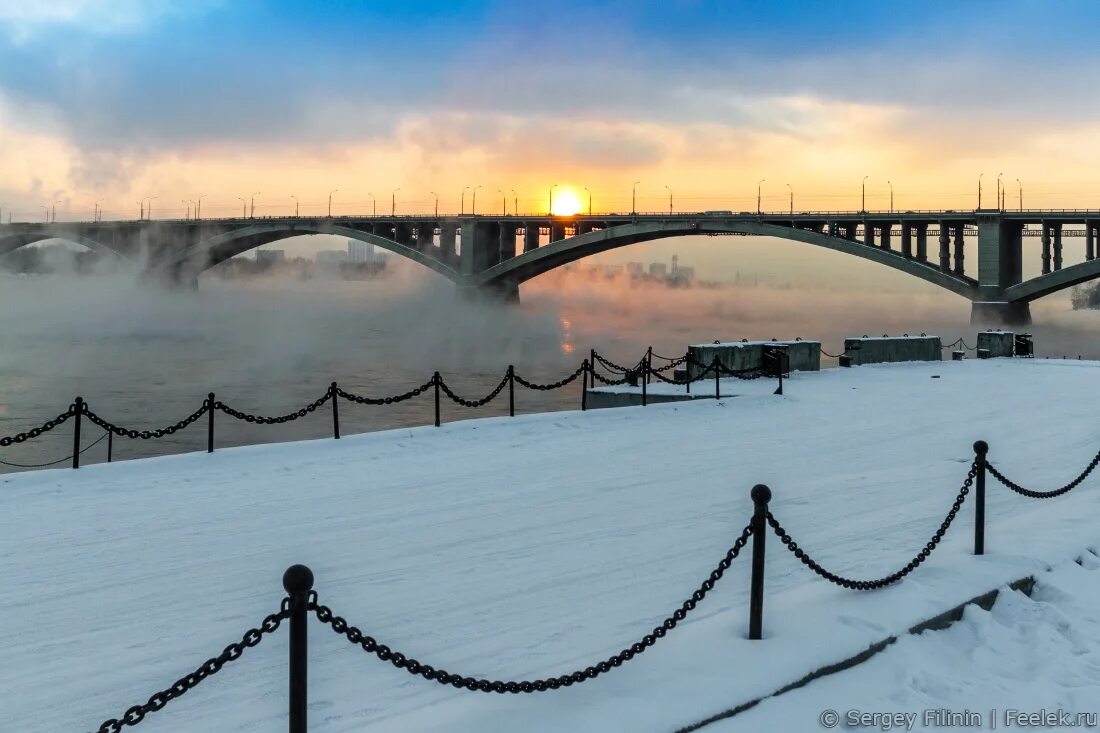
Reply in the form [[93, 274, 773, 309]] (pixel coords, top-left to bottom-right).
[[3, 359, 1100, 732]]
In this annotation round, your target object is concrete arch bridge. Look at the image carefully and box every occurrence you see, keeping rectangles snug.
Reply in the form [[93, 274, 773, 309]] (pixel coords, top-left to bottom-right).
[[4, 210, 1100, 324]]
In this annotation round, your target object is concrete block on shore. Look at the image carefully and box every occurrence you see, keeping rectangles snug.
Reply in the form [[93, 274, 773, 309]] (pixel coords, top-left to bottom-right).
[[976, 330, 1015, 358], [842, 335, 942, 365], [687, 340, 820, 380]]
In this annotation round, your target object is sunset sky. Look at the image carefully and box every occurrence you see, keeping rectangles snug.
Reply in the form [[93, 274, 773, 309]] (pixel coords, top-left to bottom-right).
[[4, 0, 1100, 224]]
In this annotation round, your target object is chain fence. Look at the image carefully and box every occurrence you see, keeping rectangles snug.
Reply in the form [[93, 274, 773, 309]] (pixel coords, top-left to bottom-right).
[[216, 392, 331, 424], [988, 448, 1100, 498], [0, 428, 109, 468], [83, 402, 209, 439]]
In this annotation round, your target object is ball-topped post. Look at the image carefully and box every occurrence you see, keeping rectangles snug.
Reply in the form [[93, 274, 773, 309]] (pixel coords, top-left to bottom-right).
[[749, 484, 772, 640], [283, 564, 313, 733], [973, 441, 988, 556]]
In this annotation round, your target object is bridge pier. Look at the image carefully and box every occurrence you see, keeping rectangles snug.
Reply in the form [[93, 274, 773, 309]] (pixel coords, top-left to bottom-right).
[[916, 224, 927, 261], [499, 223, 517, 262], [900, 224, 912, 258], [1087, 222, 1095, 261], [523, 225, 540, 252], [1053, 222, 1063, 271], [953, 224, 965, 276], [862, 221, 874, 246], [879, 223, 891, 250], [1042, 223, 1052, 274], [971, 301, 1031, 326], [939, 223, 950, 272]]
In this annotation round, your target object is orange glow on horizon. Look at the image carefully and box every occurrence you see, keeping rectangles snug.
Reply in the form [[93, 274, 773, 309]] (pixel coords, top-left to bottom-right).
[[551, 188, 582, 216]]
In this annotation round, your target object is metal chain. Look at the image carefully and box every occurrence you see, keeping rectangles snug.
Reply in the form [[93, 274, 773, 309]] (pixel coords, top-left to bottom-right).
[[987, 450, 1100, 498], [0, 429, 109, 468], [768, 463, 977, 590], [337, 378, 435, 406], [649, 362, 717, 385], [591, 352, 638, 374], [438, 373, 510, 407], [312, 523, 753, 693], [89, 607, 286, 733], [82, 402, 209, 440], [513, 365, 585, 391], [649, 355, 687, 373], [587, 370, 630, 386], [819, 346, 850, 359], [0, 406, 74, 447], [216, 392, 330, 425]]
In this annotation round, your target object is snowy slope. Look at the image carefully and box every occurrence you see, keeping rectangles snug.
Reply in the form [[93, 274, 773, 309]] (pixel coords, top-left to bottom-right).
[[3, 359, 1100, 732]]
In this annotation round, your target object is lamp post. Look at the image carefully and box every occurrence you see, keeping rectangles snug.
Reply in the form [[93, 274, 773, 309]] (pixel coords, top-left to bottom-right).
[[430, 191, 439, 217], [391, 188, 400, 217], [977, 173, 983, 209], [53, 200, 62, 222], [367, 192, 376, 217], [757, 178, 765, 215], [665, 185, 673, 214], [196, 195, 205, 220], [290, 195, 299, 217], [43, 205, 50, 223], [498, 189, 506, 215], [631, 180, 640, 215], [861, 175, 868, 213], [583, 186, 591, 215], [250, 192, 260, 219], [94, 199, 103, 222], [238, 197, 247, 218], [328, 189, 338, 218], [1017, 178, 1023, 211], [144, 196, 158, 220], [996, 172, 1003, 211], [511, 189, 518, 216], [550, 184, 558, 216], [137, 201, 143, 220], [461, 186, 470, 215], [786, 183, 793, 215], [472, 185, 481, 215], [182, 200, 191, 219], [887, 180, 893, 213]]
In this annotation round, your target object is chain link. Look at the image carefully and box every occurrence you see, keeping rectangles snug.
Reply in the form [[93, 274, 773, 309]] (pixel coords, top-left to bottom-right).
[[818, 346, 851, 359], [591, 352, 640, 374], [82, 402, 209, 440], [987, 450, 1100, 498], [514, 364, 585, 391], [312, 523, 753, 693], [336, 378, 435, 406], [89, 607, 286, 733], [216, 392, 331, 424], [0, 406, 74, 447], [438, 373, 510, 407], [768, 463, 977, 590], [0, 429, 110, 468]]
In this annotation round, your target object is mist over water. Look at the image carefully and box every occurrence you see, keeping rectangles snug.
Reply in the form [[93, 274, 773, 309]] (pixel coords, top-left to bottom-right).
[[2, 259, 1099, 473]]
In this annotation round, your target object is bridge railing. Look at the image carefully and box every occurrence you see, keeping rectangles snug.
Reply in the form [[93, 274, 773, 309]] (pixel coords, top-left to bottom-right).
[[0, 349, 783, 470], [79, 434, 1100, 732]]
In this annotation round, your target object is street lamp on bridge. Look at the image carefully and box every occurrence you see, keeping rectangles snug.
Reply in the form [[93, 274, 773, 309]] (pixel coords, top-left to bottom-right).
[[94, 199, 103, 222], [887, 180, 893, 213], [53, 200, 62, 222], [430, 191, 439, 217], [861, 176, 868, 213], [550, 184, 558, 216], [786, 183, 793, 215], [512, 189, 518, 216], [498, 189, 506, 216], [328, 189, 338, 218], [196, 195, 205, 220], [631, 180, 640, 215], [237, 197, 247, 218], [996, 172, 1004, 211], [461, 186, 470, 215], [290, 195, 299, 218], [472, 185, 482, 215], [391, 189, 400, 217], [1017, 179, 1023, 211], [250, 192, 260, 219], [757, 178, 765, 215], [583, 186, 591, 215], [665, 185, 673, 214], [367, 192, 376, 217], [42, 205, 49, 223], [182, 200, 192, 219], [977, 173, 983, 209], [144, 195, 158, 221]]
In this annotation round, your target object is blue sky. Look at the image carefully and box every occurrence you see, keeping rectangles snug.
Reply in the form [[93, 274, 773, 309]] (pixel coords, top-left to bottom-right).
[[3, 1, 1100, 217]]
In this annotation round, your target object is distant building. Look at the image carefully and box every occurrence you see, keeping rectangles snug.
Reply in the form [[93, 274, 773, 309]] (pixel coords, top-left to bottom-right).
[[348, 240, 374, 263], [626, 262, 644, 276], [649, 262, 667, 278], [675, 266, 695, 282], [255, 249, 285, 266], [316, 250, 348, 266]]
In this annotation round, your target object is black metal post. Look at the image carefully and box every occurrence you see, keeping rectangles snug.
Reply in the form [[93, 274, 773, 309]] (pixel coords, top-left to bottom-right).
[[433, 372, 441, 427], [282, 564, 314, 733], [72, 396, 83, 469], [713, 357, 720, 400], [646, 346, 653, 384], [685, 350, 691, 394], [749, 484, 771, 640], [973, 440, 987, 555], [107, 430, 113, 463], [508, 365, 515, 417], [589, 348, 597, 384], [641, 354, 648, 407], [774, 364, 784, 396], [581, 359, 589, 411], [330, 382, 340, 439], [207, 392, 215, 453]]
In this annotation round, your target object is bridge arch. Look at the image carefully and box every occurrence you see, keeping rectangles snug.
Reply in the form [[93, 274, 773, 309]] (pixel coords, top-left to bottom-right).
[[160, 222, 461, 283], [475, 220, 980, 299], [0, 228, 132, 262], [1003, 259, 1100, 303]]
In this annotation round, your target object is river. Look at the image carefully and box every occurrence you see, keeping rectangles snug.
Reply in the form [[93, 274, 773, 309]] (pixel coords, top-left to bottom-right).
[[2, 263, 1099, 473]]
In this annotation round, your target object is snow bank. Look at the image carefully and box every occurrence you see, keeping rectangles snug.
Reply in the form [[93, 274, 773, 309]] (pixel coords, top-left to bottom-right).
[[3, 359, 1100, 732]]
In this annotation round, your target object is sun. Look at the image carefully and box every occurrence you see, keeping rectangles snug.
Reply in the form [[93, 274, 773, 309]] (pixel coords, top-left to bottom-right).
[[551, 188, 583, 216]]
